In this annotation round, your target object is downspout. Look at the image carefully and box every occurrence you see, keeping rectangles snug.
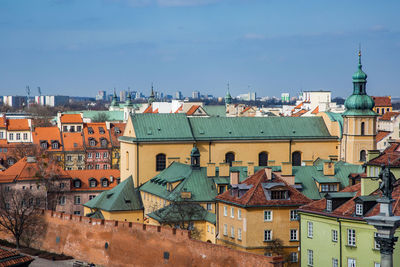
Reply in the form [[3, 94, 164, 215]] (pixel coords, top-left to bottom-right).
[[299, 212, 302, 267], [289, 138, 292, 162], [136, 142, 139, 187], [338, 218, 342, 267], [209, 141, 212, 163]]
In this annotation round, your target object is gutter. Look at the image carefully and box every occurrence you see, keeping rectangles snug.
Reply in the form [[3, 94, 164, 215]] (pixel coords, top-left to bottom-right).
[[338, 218, 342, 267]]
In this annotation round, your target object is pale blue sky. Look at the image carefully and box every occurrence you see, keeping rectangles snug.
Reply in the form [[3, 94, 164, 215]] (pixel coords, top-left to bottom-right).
[[0, 0, 399, 98]]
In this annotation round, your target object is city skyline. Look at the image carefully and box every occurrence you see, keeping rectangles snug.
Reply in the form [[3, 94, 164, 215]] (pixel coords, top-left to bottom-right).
[[1, 0, 400, 97]]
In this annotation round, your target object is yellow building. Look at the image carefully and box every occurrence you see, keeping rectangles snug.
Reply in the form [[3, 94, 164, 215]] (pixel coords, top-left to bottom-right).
[[215, 168, 311, 265], [372, 96, 392, 115]]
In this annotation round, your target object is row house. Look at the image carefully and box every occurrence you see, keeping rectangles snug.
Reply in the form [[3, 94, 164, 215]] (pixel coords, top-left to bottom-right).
[[84, 123, 112, 170], [0, 156, 119, 215]]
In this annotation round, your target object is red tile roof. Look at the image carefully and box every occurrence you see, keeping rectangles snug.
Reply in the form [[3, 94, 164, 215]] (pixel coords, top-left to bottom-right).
[[291, 109, 307, 117], [380, 112, 400, 121], [216, 168, 311, 207], [0, 117, 6, 128], [67, 169, 119, 191], [60, 114, 83, 124], [62, 132, 84, 151], [143, 105, 153, 113], [311, 106, 319, 114], [109, 122, 126, 147], [186, 105, 200, 115], [0, 247, 34, 266], [376, 131, 391, 142], [32, 126, 63, 151], [83, 123, 111, 149], [367, 142, 400, 167], [7, 119, 30, 131], [372, 96, 392, 107]]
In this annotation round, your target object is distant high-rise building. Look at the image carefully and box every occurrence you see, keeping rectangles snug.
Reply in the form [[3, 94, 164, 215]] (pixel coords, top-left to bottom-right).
[[175, 91, 183, 100], [96, 90, 107, 101], [192, 91, 200, 99], [2, 96, 27, 108], [120, 90, 127, 102], [34, 95, 69, 107], [237, 92, 256, 101], [281, 93, 290, 103]]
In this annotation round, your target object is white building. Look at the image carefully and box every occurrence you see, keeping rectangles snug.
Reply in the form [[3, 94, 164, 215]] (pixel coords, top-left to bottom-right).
[[34, 95, 69, 107], [2, 96, 27, 108]]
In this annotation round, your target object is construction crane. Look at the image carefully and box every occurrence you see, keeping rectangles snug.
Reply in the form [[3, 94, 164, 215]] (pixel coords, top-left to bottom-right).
[[37, 86, 42, 96]]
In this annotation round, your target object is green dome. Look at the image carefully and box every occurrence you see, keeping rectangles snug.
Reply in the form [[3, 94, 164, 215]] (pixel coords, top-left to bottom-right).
[[191, 146, 200, 157], [225, 91, 232, 104], [352, 66, 367, 81], [344, 94, 374, 110]]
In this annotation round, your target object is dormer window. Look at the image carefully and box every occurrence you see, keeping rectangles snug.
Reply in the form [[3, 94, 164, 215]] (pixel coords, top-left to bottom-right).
[[271, 190, 288, 200], [101, 178, 109, 187], [100, 138, 107, 147], [88, 127, 94, 134], [40, 141, 48, 149], [89, 138, 96, 147], [52, 141, 59, 149], [115, 127, 121, 134], [355, 203, 363, 216], [89, 178, 97, 188], [99, 127, 105, 134], [73, 179, 81, 188], [326, 199, 332, 212]]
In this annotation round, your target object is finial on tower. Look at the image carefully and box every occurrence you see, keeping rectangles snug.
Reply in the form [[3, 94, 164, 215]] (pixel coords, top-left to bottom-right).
[[358, 44, 362, 67]]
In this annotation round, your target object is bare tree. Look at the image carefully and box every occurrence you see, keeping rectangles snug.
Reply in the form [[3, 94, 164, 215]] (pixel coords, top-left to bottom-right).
[[0, 188, 45, 249]]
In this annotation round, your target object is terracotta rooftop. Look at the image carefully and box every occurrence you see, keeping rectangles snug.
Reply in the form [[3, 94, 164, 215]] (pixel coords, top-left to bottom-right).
[[186, 105, 200, 115], [60, 114, 83, 124], [0, 247, 34, 266], [372, 96, 392, 107], [216, 168, 312, 207], [7, 119, 30, 131], [67, 169, 119, 191], [311, 106, 319, 114], [0, 117, 6, 128], [32, 126, 63, 151], [367, 142, 400, 167], [83, 123, 111, 149], [143, 105, 153, 113], [61, 132, 84, 151], [380, 111, 400, 121], [109, 122, 126, 147], [376, 131, 391, 142], [291, 109, 307, 117]]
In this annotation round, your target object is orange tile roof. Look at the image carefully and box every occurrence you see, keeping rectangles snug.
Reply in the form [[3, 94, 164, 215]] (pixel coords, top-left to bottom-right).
[[240, 106, 252, 114], [0, 157, 69, 183], [0, 247, 34, 266], [367, 142, 400, 167], [311, 106, 319, 114], [67, 169, 119, 191], [109, 122, 126, 147], [153, 108, 159, 113], [216, 168, 311, 207], [83, 123, 111, 148], [376, 131, 391, 142], [7, 119, 30, 131], [32, 126, 63, 151], [380, 112, 400, 121], [372, 96, 392, 107], [143, 105, 153, 113], [0, 117, 6, 128], [62, 132, 84, 151], [186, 105, 200, 115], [60, 114, 83, 124], [291, 109, 307, 117], [294, 102, 303, 109]]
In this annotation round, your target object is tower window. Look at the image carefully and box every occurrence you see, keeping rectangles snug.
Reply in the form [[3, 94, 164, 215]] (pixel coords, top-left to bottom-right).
[[225, 152, 235, 167], [360, 150, 366, 162], [292, 151, 301, 166], [156, 153, 166, 171], [361, 122, 365, 136], [258, 152, 268, 166]]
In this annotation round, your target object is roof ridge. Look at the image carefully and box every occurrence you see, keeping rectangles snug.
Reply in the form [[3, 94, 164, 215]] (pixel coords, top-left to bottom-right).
[[243, 170, 266, 206]]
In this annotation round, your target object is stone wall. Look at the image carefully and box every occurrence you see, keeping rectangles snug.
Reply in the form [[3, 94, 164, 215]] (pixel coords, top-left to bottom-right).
[[0, 211, 282, 267]]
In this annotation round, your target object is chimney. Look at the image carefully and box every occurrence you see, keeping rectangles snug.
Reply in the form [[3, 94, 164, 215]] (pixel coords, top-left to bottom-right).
[[367, 150, 380, 161], [361, 176, 380, 196], [247, 162, 254, 176], [230, 171, 239, 185], [219, 162, 230, 177], [281, 162, 292, 176], [323, 161, 335, 176], [207, 163, 216, 177]]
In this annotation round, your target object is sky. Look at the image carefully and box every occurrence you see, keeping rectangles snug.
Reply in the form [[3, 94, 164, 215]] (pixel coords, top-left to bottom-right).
[[0, 0, 400, 98]]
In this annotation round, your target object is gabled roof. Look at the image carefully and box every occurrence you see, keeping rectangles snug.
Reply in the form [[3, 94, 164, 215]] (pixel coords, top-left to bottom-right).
[[147, 203, 216, 224], [186, 105, 200, 115], [67, 169, 119, 191], [311, 106, 319, 114], [7, 119, 30, 131], [140, 162, 218, 202], [380, 112, 400, 121], [376, 131, 391, 142], [83, 123, 111, 149], [216, 168, 311, 207], [84, 177, 143, 212], [367, 142, 400, 167], [60, 114, 83, 124], [372, 96, 392, 107], [61, 132, 84, 151], [32, 126, 63, 151]]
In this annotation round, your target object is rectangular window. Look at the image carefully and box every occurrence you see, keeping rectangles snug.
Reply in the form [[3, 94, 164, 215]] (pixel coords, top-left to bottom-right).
[[332, 258, 338, 267], [95, 164, 100, 169], [375, 263, 381, 267], [207, 225, 209, 232], [355, 203, 363, 216], [16, 133, 21, 140], [9, 133, 13, 140], [74, 211, 81, 215], [223, 206, 227, 216], [332, 230, 338, 242], [347, 229, 356, 246], [89, 195, 96, 200], [347, 258, 356, 267], [103, 152, 108, 158], [327, 199, 332, 211], [77, 126, 82, 132], [223, 224, 227, 236], [0, 132, 3, 139], [78, 155, 83, 161], [23, 133, 28, 140], [58, 196, 66, 205], [96, 152, 100, 158], [88, 153, 92, 158], [74, 196, 81, 204], [66, 155, 72, 161], [238, 209, 242, 220], [264, 230, 272, 241], [230, 226, 235, 238], [206, 203, 212, 211], [238, 228, 242, 240], [290, 229, 298, 241], [63, 126, 68, 132], [103, 164, 108, 169], [374, 232, 380, 249], [307, 250, 313, 266], [59, 183, 65, 189], [264, 210, 272, 221], [231, 207, 234, 218], [290, 210, 298, 221], [307, 221, 313, 238], [290, 252, 298, 263]]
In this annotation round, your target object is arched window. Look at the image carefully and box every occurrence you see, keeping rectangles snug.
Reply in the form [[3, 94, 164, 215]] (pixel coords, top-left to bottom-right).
[[360, 150, 366, 162], [258, 152, 268, 166], [225, 152, 235, 167], [361, 122, 365, 136], [101, 178, 109, 187], [292, 151, 302, 166], [126, 151, 129, 170], [156, 153, 166, 171]]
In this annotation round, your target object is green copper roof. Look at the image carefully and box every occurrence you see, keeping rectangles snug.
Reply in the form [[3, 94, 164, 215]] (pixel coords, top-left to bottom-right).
[[140, 162, 218, 202], [121, 114, 335, 142], [203, 105, 226, 117], [64, 110, 126, 121], [147, 203, 216, 224], [84, 177, 143, 212], [225, 91, 232, 104], [325, 112, 344, 137]]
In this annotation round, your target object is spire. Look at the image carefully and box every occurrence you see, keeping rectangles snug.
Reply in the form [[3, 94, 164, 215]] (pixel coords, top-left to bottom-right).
[[358, 44, 362, 70], [225, 82, 232, 105], [111, 88, 118, 107], [148, 83, 155, 104], [125, 88, 133, 107]]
